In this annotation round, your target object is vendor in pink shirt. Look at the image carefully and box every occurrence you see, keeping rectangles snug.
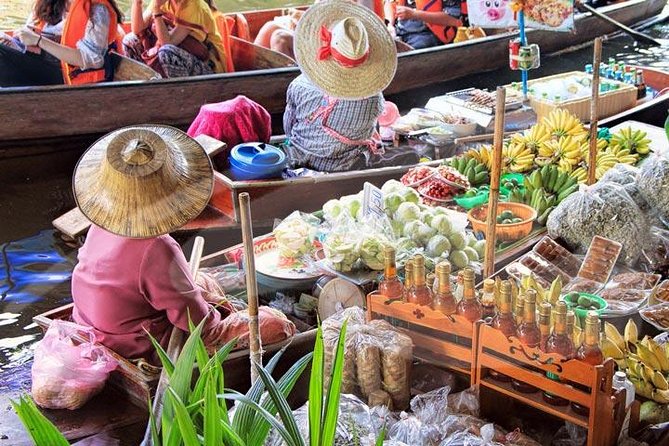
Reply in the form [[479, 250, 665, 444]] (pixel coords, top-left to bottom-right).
[[70, 125, 231, 364]]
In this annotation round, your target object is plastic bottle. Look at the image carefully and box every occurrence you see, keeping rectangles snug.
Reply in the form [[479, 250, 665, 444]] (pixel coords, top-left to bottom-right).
[[613, 371, 635, 441]]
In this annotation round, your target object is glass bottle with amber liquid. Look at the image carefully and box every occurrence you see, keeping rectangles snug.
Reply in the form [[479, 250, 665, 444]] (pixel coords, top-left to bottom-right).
[[378, 247, 404, 300], [514, 294, 525, 326], [512, 290, 541, 393], [456, 268, 482, 322], [539, 302, 552, 352], [480, 279, 497, 320], [406, 255, 433, 306], [543, 301, 575, 406], [403, 259, 414, 302], [572, 311, 604, 416], [454, 270, 464, 302], [433, 261, 457, 315], [490, 280, 517, 382]]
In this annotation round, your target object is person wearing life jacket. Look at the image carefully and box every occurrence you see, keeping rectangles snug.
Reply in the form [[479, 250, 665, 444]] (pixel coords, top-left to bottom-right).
[[1, 0, 123, 87], [283, 0, 397, 172], [254, 0, 385, 60], [122, 0, 232, 78], [392, 0, 468, 49]]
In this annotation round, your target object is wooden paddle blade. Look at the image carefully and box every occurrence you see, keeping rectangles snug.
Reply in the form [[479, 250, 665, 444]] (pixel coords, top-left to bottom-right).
[[577, 2, 662, 46], [111, 52, 162, 81]]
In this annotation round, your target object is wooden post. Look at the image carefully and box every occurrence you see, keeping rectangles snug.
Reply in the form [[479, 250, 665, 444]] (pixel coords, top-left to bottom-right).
[[143, 236, 205, 446], [239, 192, 262, 384], [587, 37, 603, 186], [483, 87, 507, 278]]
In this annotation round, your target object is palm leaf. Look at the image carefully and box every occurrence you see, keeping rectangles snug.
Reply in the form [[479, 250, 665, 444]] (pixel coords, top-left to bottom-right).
[[322, 320, 347, 446], [224, 392, 301, 446], [146, 331, 175, 376], [376, 426, 387, 446], [166, 387, 200, 446], [190, 338, 237, 406], [254, 362, 306, 446], [148, 396, 162, 446], [247, 352, 313, 446], [188, 317, 210, 373], [11, 396, 69, 446], [308, 327, 324, 446], [204, 372, 221, 445]]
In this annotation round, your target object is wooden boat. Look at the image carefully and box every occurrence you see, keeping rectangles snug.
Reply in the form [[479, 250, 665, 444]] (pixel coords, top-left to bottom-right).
[[1, 0, 666, 155], [192, 66, 669, 230]]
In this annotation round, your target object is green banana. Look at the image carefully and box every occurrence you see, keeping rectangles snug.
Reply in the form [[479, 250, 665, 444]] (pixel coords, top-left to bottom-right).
[[548, 165, 558, 191], [553, 171, 567, 193], [557, 184, 579, 202], [558, 176, 577, 194], [474, 171, 489, 184], [537, 206, 555, 226], [532, 170, 542, 190]]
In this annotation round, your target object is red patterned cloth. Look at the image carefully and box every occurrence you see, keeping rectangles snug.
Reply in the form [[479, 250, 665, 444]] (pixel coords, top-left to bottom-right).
[[187, 95, 272, 152]]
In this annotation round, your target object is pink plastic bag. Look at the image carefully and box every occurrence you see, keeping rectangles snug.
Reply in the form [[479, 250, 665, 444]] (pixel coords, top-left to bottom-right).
[[31, 320, 117, 410]]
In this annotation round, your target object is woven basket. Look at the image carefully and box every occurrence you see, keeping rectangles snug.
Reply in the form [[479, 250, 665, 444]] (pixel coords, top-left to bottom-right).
[[514, 71, 637, 123]]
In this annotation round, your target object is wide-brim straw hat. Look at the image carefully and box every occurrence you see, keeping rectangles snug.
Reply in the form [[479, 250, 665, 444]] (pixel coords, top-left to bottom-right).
[[294, 0, 397, 100], [73, 125, 213, 238]]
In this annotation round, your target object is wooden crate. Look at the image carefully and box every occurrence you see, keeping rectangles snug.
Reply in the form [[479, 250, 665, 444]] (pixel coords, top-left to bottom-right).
[[474, 322, 625, 446], [33, 304, 160, 409], [366, 292, 477, 379], [520, 71, 637, 123]]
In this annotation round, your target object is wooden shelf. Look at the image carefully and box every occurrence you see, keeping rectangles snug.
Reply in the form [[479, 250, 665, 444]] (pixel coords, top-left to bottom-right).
[[479, 377, 589, 428]]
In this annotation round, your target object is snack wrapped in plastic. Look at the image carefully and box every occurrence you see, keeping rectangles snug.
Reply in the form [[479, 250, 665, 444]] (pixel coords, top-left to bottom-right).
[[638, 154, 669, 225], [323, 308, 364, 394], [546, 182, 648, 265], [370, 320, 413, 410], [32, 320, 117, 410], [411, 386, 452, 427], [446, 386, 480, 417], [273, 211, 319, 258], [388, 412, 441, 446], [440, 423, 504, 446], [360, 233, 392, 271], [323, 230, 362, 272], [639, 226, 669, 278], [600, 164, 650, 211], [357, 342, 382, 400]]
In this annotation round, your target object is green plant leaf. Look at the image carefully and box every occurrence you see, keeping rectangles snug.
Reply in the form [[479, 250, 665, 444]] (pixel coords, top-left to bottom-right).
[[248, 352, 313, 446], [166, 387, 200, 446], [232, 342, 289, 438], [254, 362, 305, 446], [309, 326, 324, 446], [148, 396, 162, 446], [204, 372, 221, 445], [376, 425, 387, 446], [322, 320, 347, 446], [191, 338, 237, 406], [188, 316, 210, 373], [169, 318, 206, 414], [146, 331, 175, 376], [11, 396, 69, 446], [224, 392, 301, 446]]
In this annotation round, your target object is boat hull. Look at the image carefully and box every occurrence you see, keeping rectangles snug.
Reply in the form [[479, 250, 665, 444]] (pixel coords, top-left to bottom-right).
[[0, 0, 665, 151]]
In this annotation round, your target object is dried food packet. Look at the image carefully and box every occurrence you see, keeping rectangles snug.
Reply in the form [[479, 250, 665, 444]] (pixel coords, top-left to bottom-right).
[[578, 235, 622, 283], [532, 236, 580, 278], [357, 342, 382, 400], [370, 320, 413, 410]]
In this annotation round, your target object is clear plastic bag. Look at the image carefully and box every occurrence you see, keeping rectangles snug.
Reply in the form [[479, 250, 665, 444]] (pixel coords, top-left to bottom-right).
[[639, 226, 669, 278], [31, 320, 117, 410], [546, 182, 648, 266], [322, 216, 363, 273], [440, 423, 504, 446], [273, 210, 320, 259], [638, 154, 669, 225], [388, 412, 442, 446], [600, 164, 650, 212], [446, 386, 480, 418], [411, 386, 452, 427], [199, 263, 246, 292], [551, 421, 587, 446]]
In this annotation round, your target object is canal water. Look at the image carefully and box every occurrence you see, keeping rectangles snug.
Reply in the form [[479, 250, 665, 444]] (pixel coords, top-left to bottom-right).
[[0, 2, 668, 394]]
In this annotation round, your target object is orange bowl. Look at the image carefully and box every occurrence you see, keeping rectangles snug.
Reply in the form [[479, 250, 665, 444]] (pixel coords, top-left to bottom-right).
[[467, 202, 537, 242]]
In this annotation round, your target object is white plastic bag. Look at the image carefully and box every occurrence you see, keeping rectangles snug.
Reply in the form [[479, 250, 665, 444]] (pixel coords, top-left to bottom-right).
[[31, 320, 117, 410]]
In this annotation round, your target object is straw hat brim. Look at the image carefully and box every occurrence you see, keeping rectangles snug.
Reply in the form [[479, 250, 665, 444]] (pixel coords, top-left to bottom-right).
[[294, 0, 397, 100], [73, 125, 213, 238]]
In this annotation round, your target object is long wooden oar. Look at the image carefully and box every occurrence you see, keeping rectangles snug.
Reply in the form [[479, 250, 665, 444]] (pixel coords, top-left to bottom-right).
[[142, 236, 205, 446], [576, 2, 662, 46], [238, 192, 262, 384]]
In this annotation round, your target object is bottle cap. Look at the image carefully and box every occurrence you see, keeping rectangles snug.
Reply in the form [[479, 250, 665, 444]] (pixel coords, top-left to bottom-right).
[[555, 301, 567, 315], [413, 254, 425, 268], [614, 371, 627, 380], [436, 261, 451, 276], [462, 267, 475, 281], [384, 246, 396, 256], [483, 279, 495, 292], [525, 289, 537, 303], [539, 302, 552, 317], [426, 273, 436, 288]]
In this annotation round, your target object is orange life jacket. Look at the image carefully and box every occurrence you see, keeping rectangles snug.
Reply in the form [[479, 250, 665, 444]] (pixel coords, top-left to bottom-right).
[[211, 10, 235, 72], [47, 0, 123, 85], [357, 0, 385, 19], [413, 0, 464, 44]]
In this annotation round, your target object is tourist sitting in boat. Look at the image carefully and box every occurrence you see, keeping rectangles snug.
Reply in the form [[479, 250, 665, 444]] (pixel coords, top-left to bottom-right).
[[69, 125, 235, 363], [0, 0, 124, 87], [123, 0, 232, 78], [254, 0, 384, 59], [392, 0, 468, 49], [282, 1, 397, 172]]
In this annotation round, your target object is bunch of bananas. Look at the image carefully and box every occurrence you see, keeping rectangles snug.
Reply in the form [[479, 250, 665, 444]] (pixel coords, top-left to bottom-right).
[[610, 126, 652, 156], [538, 137, 582, 173], [570, 143, 634, 184], [602, 319, 669, 403], [503, 142, 535, 173], [519, 273, 562, 305], [447, 156, 490, 186], [509, 123, 551, 153], [508, 164, 579, 224], [542, 109, 588, 141]]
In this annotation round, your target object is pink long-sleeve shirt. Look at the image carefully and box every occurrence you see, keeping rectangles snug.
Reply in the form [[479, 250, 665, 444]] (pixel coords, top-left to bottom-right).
[[71, 225, 224, 362]]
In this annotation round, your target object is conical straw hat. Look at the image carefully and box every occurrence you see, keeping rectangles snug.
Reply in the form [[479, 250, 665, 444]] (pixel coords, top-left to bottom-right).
[[73, 125, 213, 238], [294, 0, 397, 99]]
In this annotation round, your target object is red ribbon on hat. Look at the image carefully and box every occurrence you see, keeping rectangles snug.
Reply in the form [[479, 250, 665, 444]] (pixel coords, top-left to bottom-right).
[[317, 25, 369, 68]]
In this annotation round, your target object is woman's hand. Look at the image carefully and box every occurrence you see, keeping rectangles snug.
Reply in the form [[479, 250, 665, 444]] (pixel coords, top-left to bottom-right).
[[15, 27, 40, 47], [395, 5, 415, 20]]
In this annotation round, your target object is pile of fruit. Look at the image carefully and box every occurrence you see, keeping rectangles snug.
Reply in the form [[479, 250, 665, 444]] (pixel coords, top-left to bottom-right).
[[602, 320, 669, 403], [446, 156, 490, 186], [563, 292, 604, 312], [401, 165, 470, 204], [495, 209, 524, 225]]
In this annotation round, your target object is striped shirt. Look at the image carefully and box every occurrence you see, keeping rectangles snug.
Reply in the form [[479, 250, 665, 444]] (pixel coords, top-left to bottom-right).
[[283, 74, 384, 172]]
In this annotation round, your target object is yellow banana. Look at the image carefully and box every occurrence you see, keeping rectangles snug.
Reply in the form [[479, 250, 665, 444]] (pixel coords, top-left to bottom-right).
[[604, 322, 626, 351], [646, 339, 669, 373], [601, 337, 625, 360], [652, 371, 669, 390], [548, 277, 562, 304], [624, 319, 638, 346], [637, 343, 663, 371]]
